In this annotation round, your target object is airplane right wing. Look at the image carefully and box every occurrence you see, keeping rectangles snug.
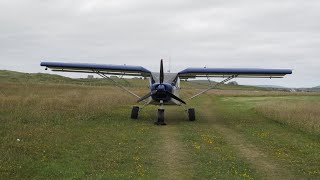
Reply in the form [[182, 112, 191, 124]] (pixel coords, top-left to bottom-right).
[[178, 67, 292, 101], [178, 68, 292, 79]]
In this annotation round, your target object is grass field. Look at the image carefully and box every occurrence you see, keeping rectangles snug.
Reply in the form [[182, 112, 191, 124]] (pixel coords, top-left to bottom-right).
[[1, 71, 320, 179]]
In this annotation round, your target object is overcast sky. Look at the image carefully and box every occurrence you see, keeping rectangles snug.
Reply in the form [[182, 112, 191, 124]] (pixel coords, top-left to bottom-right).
[[0, 0, 319, 87]]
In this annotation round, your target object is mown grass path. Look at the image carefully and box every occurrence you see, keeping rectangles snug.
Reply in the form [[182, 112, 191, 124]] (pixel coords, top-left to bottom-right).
[[161, 106, 260, 179], [199, 98, 294, 178], [156, 126, 194, 180], [199, 95, 320, 179], [143, 95, 320, 179]]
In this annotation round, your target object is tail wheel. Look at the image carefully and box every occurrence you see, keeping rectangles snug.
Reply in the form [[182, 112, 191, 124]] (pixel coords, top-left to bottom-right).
[[131, 106, 140, 119], [188, 108, 196, 121]]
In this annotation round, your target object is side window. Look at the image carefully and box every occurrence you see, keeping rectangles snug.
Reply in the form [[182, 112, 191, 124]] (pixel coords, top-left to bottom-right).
[[151, 76, 156, 84], [171, 77, 178, 86]]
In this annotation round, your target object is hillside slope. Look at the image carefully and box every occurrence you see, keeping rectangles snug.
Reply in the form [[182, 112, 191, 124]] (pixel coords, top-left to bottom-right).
[[0, 70, 148, 88], [0, 70, 268, 91]]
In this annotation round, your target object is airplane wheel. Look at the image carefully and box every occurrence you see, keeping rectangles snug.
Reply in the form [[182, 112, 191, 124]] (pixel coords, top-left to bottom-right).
[[155, 109, 166, 125], [131, 106, 140, 119], [188, 108, 196, 121]]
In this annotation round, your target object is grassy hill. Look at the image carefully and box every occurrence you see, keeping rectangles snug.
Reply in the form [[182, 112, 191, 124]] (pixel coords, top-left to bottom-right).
[[0, 70, 71, 83], [0, 70, 267, 91], [0, 70, 149, 88]]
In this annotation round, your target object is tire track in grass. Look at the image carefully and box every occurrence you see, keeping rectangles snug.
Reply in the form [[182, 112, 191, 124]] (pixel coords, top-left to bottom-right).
[[155, 108, 194, 180], [200, 96, 295, 179]]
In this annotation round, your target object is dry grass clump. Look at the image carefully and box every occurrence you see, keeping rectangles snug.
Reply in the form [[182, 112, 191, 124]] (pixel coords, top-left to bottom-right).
[[0, 83, 147, 124], [180, 88, 320, 99], [208, 90, 320, 97], [255, 100, 320, 134]]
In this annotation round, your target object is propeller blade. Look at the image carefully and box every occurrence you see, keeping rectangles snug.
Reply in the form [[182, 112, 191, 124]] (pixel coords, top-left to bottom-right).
[[160, 59, 164, 84], [166, 92, 186, 104], [137, 90, 157, 103]]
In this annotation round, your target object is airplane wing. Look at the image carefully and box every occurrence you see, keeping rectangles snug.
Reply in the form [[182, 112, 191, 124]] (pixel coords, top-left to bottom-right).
[[178, 68, 292, 79], [41, 62, 151, 77]]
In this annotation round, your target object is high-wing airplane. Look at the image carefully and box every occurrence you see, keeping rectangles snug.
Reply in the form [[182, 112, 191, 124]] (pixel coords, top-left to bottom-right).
[[41, 60, 292, 125]]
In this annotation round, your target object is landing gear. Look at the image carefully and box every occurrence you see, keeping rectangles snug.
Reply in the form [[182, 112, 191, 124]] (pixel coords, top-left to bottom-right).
[[131, 106, 140, 119], [155, 100, 166, 125], [188, 108, 196, 121], [130, 104, 194, 125], [155, 109, 166, 125]]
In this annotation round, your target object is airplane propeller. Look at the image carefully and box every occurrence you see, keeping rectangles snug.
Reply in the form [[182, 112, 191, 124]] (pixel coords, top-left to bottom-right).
[[160, 59, 164, 84], [137, 59, 186, 104], [166, 91, 186, 104]]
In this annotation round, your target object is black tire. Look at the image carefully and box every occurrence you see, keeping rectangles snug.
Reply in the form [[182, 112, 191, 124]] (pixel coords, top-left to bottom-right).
[[156, 109, 166, 125], [188, 108, 196, 121], [131, 106, 139, 119]]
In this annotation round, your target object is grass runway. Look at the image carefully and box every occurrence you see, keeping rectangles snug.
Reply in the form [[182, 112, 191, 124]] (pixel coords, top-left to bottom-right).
[[1, 76, 320, 179]]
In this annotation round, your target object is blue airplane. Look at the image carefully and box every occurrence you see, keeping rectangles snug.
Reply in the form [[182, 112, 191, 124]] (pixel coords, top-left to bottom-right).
[[41, 60, 292, 125]]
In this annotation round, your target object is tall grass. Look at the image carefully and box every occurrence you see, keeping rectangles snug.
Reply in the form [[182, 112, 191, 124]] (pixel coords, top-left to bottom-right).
[[180, 87, 320, 99], [208, 90, 320, 97], [0, 83, 146, 117], [254, 100, 320, 135], [0, 78, 148, 126], [0, 83, 158, 179]]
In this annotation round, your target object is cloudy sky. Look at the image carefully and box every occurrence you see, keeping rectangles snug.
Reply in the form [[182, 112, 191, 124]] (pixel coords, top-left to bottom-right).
[[0, 0, 319, 87]]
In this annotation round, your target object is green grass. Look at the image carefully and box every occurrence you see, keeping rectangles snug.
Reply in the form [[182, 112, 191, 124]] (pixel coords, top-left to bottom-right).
[[212, 96, 320, 178], [1, 70, 320, 179], [254, 96, 320, 135], [0, 83, 160, 179], [176, 118, 259, 179], [186, 80, 269, 91]]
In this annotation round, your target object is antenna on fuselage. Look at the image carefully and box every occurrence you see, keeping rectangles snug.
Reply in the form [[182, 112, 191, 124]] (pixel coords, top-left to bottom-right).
[[168, 56, 171, 73]]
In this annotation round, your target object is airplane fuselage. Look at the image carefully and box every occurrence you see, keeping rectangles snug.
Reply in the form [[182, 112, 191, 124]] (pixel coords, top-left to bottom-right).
[[148, 73, 182, 105]]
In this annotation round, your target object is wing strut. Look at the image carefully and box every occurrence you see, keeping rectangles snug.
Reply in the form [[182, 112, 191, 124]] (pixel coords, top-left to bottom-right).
[[96, 72, 142, 100], [186, 75, 237, 102]]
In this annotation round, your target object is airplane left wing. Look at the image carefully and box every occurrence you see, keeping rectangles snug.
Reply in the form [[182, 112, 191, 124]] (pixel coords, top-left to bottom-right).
[[41, 62, 151, 77]]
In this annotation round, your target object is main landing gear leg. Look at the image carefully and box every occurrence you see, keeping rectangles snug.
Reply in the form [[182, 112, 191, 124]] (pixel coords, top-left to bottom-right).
[[155, 100, 166, 125]]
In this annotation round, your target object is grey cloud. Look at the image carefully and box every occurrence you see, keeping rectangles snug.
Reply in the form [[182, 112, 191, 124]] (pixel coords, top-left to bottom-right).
[[0, 0, 319, 87]]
